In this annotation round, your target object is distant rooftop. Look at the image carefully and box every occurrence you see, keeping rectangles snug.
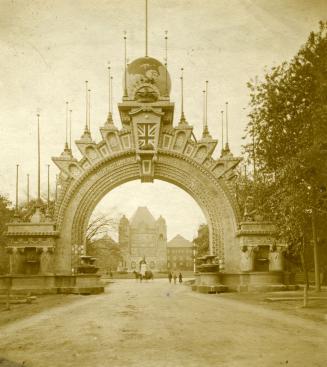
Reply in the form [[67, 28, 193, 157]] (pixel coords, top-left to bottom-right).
[[167, 234, 193, 248], [130, 206, 161, 226]]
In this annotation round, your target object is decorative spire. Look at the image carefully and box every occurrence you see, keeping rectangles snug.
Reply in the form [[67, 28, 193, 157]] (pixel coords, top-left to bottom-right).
[[37, 113, 41, 205], [106, 63, 114, 125], [13, 164, 20, 221], [62, 102, 72, 157], [45, 164, 51, 219], [179, 68, 187, 125], [80, 81, 92, 140], [88, 88, 91, 131], [202, 82, 211, 138], [69, 109, 72, 150], [164, 30, 168, 97], [124, 32, 128, 97], [225, 101, 230, 152], [55, 174, 58, 202], [145, 0, 148, 57], [220, 110, 224, 156], [84, 81, 89, 130], [47, 164, 50, 207], [64, 101, 69, 150]]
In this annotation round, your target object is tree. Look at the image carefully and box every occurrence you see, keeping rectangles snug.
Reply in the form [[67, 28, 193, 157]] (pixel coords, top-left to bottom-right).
[[87, 235, 122, 273], [0, 195, 14, 274], [193, 224, 209, 257], [86, 214, 117, 248], [244, 21, 327, 294]]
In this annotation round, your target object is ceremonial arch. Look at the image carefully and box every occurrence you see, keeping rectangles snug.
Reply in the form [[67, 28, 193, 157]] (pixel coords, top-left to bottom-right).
[[54, 135, 242, 275], [2, 56, 287, 294]]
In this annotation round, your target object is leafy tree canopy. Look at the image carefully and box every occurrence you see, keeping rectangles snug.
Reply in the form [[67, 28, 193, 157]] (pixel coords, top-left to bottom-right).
[[243, 21, 327, 269]]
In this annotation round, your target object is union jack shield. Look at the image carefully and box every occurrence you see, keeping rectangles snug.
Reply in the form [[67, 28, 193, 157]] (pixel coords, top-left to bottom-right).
[[137, 123, 157, 150]]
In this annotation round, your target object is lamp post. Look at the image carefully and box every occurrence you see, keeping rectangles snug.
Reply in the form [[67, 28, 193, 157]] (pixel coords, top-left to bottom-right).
[[192, 242, 197, 273]]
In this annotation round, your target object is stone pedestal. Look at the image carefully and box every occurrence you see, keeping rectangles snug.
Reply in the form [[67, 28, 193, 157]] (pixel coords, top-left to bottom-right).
[[240, 246, 256, 272], [269, 245, 285, 271], [8, 247, 24, 274], [5, 220, 58, 277], [39, 247, 54, 274]]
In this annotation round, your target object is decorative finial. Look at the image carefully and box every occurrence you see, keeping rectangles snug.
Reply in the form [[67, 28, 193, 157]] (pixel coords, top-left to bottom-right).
[[85, 81, 89, 132], [205, 81, 208, 128], [220, 110, 224, 156], [45, 164, 52, 219], [88, 89, 91, 131], [108, 62, 111, 115], [65, 101, 69, 150], [106, 63, 114, 125], [123, 32, 128, 97], [179, 68, 187, 125], [225, 101, 230, 152], [164, 30, 168, 97], [202, 89, 206, 129], [201, 82, 211, 139], [69, 109, 72, 150]]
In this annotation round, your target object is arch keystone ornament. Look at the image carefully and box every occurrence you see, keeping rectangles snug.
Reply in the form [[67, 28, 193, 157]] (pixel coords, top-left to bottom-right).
[[2, 56, 291, 295]]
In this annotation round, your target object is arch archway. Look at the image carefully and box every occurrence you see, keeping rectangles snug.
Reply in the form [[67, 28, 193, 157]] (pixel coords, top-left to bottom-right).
[[53, 148, 242, 274], [52, 54, 243, 276]]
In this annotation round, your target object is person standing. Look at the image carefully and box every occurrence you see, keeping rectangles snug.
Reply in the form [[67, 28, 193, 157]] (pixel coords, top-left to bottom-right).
[[173, 272, 177, 284], [179, 272, 183, 284], [168, 271, 172, 283]]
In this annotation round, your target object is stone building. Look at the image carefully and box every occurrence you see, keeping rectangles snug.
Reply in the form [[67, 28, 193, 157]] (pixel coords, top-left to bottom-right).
[[118, 207, 167, 272], [167, 235, 194, 271]]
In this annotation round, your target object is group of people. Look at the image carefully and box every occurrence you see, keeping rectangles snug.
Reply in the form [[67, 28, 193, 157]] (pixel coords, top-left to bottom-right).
[[168, 271, 183, 284]]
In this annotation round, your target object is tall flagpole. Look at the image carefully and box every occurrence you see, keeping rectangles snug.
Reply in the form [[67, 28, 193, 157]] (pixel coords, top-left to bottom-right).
[[164, 30, 168, 96], [110, 76, 113, 115], [225, 101, 229, 146], [47, 164, 50, 207], [37, 113, 41, 203], [27, 173, 30, 206], [145, 0, 148, 57], [221, 110, 224, 154], [15, 164, 19, 213]]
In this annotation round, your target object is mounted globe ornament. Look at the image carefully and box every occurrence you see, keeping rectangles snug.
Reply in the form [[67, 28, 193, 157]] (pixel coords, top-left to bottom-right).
[[123, 56, 171, 182], [126, 57, 171, 101]]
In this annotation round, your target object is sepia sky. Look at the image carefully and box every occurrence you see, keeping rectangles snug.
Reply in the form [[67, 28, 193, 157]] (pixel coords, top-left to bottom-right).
[[0, 0, 325, 240]]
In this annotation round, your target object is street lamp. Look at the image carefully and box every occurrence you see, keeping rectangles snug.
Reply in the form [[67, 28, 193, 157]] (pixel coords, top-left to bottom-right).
[[192, 242, 197, 273]]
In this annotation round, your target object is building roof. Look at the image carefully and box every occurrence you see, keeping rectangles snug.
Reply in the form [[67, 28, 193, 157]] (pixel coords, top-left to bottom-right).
[[167, 234, 193, 248], [130, 206, 156, 227]]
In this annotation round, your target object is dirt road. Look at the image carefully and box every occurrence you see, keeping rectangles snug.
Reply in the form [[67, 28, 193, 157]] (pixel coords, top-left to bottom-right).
[[0, 279, 326, 367]]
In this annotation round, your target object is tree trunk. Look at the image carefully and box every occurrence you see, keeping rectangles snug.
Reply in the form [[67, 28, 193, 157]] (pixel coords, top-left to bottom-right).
[[300, 245, 309, 308], [311, 204, 321, 292]]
